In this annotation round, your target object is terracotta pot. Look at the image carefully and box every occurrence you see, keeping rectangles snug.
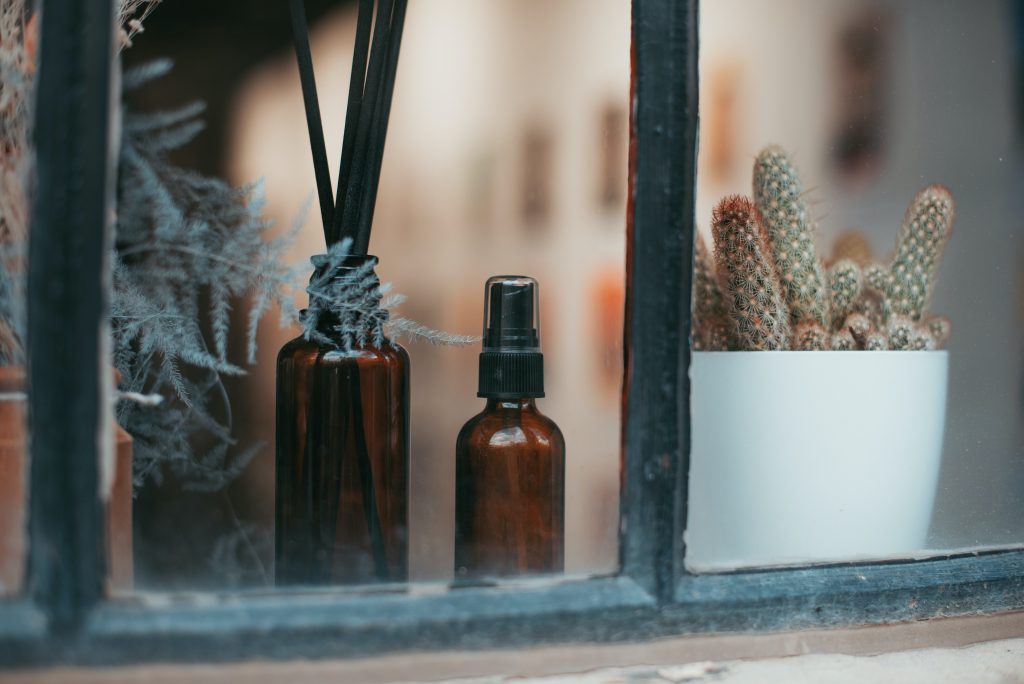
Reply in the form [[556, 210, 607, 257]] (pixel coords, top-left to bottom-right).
[[0, 366, 26, 595], [0, 366, 134, 595], [109, 419, 134, 592]]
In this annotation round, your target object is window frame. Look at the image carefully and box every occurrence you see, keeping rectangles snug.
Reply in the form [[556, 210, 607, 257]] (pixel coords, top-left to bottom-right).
[[3, 0, 1024, 668]]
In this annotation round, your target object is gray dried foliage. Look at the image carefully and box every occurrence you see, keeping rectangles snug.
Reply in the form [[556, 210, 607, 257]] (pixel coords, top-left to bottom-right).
[[115, 60, 303, 489]]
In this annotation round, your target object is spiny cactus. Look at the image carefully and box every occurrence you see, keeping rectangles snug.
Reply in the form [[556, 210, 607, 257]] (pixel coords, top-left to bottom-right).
[[868, 185, 955, 321], [864, 332, 888, 351], [753, 146, 830, 328], [794, 321, 829, 351], [830, 229, 874, 267], [908, 327, 937, 351], [692, 145, 953, 353], [886, 316, 915, 351], [830, 329, 856, 351], [827, 259, 863, 330], [843, 312, 872, 342], [700, 315, 732, 352], [924, 315, 952, 349], [711, 196, 790, 351], [692, 231, 728, 350]]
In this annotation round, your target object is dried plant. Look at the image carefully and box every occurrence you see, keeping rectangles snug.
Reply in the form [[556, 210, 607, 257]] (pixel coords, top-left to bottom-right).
[[118, 0, 162, 50], [302, 238, 480, 349], [115, 60, 303, 488], [0, 0, 33, 364]]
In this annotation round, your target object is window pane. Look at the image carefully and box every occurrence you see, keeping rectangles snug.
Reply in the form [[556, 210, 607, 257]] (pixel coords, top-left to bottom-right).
[[688, 0, 1024, 569], [116, 0, 627, 592]]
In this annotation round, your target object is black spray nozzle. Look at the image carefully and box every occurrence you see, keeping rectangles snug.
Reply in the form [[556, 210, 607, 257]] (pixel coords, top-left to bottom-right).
[[482, 276, 541, 352], [478, 275, 545, 398]]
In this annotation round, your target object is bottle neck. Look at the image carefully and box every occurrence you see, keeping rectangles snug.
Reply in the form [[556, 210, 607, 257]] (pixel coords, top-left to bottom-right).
[[484, 398, 538, 413]]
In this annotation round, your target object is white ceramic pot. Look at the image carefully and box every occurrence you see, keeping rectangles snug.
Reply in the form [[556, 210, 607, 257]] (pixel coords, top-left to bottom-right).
[[685, 350, 949, 571]]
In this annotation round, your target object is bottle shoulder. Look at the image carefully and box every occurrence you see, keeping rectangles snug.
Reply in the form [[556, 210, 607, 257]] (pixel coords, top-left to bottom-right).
[[457, 404, 564, 453], [278, 334, 409, 364]]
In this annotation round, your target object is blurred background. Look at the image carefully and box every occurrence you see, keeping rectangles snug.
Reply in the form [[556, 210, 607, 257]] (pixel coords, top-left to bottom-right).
[[124, 0, 628, 589], [697, 0, 1024, 557]]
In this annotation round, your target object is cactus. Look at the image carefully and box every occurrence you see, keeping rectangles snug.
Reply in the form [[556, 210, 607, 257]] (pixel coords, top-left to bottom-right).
[[701, 315, 732, 352], [692, 146, 953, 353], [794, 321, 829, 351], [827, 259, 863, 330], [908, 327, 936, 351], [753, 146, 830, 328], [864, 331, 888, 351], [924, 315, 951, 349], [830, 229, 874, 267], [692, 231, 728, 350], [711, 196, 790, 351], [843, 312, 872, 341], [868, 185, 955, 321], [886, 316, 915, 351], [830, 329, 856, 351]]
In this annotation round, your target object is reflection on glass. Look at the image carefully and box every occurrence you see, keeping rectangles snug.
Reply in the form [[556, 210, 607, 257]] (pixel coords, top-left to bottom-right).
[[689, 0, 1024, 569]]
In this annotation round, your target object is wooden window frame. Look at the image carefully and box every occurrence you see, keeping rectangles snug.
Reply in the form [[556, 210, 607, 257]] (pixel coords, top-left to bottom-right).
[[2, 0, 1023, 667]]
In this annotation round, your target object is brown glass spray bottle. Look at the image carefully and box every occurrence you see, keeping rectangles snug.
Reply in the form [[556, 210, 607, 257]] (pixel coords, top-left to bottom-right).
[[454, 276, 565, 579], [276, 256, 410, 586]]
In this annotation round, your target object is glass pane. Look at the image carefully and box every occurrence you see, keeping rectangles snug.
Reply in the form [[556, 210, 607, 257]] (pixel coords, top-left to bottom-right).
[[0, 4, 33, 597], [115, 0, 628, 592], [688, 0, 1024, 569]]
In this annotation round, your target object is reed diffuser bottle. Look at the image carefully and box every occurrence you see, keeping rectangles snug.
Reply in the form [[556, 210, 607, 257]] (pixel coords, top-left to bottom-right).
[[276, 0, 410, 585], [276, 258, 410, 585], [455, 276, 565, 579]]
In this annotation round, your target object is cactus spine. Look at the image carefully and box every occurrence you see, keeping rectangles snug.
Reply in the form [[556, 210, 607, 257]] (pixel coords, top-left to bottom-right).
[[753, 146, 830, 329], [711, 196, 790, 351]]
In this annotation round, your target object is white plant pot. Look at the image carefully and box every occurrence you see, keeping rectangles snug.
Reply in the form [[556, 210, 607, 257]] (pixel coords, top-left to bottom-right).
[[685, 350, 949, 571]]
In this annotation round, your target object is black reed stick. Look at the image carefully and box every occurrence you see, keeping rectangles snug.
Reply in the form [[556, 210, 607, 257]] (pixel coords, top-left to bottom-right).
[[288, 0, 334, 238], [354, 0, 407, 255], [336, 0, 396, 249], [349, 367, 390, 580], [328, 0, 375, 246]]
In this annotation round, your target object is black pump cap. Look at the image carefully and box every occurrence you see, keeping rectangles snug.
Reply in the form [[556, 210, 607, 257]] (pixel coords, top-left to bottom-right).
[[478, 276, 544, 398]]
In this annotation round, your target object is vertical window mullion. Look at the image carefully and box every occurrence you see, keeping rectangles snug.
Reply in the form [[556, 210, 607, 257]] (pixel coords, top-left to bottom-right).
[[622, 0, 698, 601], [28, 0, 117, 632]]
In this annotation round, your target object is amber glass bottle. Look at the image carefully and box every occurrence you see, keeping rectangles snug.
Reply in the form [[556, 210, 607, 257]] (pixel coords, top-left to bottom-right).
[[276, 257, 409, 586], [455, 276, 565, 579]]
